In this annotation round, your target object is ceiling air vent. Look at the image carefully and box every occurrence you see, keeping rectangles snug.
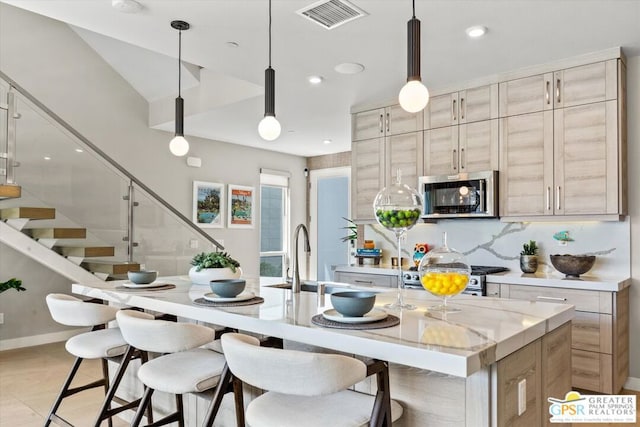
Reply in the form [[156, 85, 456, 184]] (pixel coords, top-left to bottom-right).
[[296, 0, 367, 30]]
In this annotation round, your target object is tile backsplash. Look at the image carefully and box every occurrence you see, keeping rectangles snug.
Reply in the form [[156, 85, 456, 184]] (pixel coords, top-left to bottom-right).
[[364, 218, 631, 277]]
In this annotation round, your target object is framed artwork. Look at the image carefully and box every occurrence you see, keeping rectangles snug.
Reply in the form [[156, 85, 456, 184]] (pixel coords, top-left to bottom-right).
[[192, 181, 224, 228], [228, 184, 255, 228]]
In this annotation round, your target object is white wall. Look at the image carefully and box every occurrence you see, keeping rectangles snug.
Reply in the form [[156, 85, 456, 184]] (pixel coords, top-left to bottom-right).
[[0, 4, 307, 342]]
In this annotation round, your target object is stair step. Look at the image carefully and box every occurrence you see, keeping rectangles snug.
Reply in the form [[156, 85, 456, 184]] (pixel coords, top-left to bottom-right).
[[81, 261, 140, 275], [55, 246, 115, 258], [28, 228, 87, 239], [0, 184, 21, 199], [1, 207, 55, 220]]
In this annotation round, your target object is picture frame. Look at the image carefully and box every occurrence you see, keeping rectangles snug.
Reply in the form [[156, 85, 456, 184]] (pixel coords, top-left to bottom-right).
[[192, 181, 224, 228], [228, 184, 255, 228]]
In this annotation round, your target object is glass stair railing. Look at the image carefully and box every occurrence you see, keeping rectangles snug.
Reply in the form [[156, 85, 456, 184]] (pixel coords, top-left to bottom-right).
[[0, 71, 223, 281]]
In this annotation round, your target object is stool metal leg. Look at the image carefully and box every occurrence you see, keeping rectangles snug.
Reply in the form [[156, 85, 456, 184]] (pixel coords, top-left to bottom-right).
[[100, 357, 114, 427], [44, 356, 84, 427], [203, 364, 244, 427], [131, 386, 154, 427]]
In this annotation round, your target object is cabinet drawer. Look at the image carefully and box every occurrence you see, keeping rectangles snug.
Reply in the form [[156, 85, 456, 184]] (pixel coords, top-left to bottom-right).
[[572, 312, 612, 353], [334, 272, 395, 288], [506, 284, 611, 314], [572, 349, 613, 393]]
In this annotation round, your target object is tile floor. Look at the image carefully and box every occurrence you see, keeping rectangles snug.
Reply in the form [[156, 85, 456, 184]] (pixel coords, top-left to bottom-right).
[[1, 342, 638, 426]]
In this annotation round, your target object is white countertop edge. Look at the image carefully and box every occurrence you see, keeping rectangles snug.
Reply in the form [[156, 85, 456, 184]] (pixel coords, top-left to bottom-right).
[[487, 273, 631, 291]]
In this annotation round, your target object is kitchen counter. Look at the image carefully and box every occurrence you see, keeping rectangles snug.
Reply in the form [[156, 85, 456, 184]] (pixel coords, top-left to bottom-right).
[[72, 277, 574, 426], [72, 276, 571, 377]]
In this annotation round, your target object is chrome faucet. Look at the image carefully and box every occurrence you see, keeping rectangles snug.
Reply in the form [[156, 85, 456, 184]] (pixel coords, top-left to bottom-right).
[[291, 223, 310, 293]]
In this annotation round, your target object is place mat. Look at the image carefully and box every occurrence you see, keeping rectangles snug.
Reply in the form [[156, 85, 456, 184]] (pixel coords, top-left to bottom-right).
[[311, 313, 400, 330], [193, 296, 265, 307], [114, 284, 176, 292]]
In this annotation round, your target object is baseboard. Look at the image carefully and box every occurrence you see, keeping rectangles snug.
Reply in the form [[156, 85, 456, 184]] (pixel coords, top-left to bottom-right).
[[624, 376, 640, 392], [0, 329, 86, 351]]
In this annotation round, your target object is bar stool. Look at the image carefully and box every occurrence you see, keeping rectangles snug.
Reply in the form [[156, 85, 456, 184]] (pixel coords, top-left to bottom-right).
[[115, 310, 241, 427], [221, 333, 403, 427], [45, 293, 150, 427]]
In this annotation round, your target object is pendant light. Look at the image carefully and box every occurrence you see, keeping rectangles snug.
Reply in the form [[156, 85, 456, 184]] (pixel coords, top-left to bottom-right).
[[258, 0, 281, 141], [398, 0, 429, 113], [169, 20, 190, 156]]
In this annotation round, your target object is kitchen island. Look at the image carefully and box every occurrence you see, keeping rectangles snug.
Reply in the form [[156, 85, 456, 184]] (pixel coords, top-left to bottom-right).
[[73, 277, 573, 427]]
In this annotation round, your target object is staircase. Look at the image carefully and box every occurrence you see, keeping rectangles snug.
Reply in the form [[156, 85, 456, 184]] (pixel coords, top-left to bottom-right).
[[1, 205, 140, 282], [0, 184, 21, 199]]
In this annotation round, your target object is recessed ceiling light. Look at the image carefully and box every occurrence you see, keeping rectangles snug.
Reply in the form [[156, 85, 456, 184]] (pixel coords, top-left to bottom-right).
[[75, 148, 84, 153], [466, 25, 487, 38], [334, 62, 365, 75], [226, 41, 239, 48], [308, 75, 324, 85], [323, 139, 332, 144], [111, 0, 142, 14], [44, 156, 51, 160]]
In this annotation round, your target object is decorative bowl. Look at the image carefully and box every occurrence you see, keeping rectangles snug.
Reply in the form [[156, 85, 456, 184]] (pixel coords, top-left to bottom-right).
[[209, 279, 246, 298], [330, 291, 376, 317], [127, 270, 158, 284], [550, 254, 596, 278]]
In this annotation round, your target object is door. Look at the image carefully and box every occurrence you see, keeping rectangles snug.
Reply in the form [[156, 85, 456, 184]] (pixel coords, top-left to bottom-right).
[[310, 167, 350, 281]]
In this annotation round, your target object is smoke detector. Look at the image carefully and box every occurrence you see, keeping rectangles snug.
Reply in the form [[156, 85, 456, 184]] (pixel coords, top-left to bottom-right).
[[112, 0, 143, 14], [297, 0, 367, 30]]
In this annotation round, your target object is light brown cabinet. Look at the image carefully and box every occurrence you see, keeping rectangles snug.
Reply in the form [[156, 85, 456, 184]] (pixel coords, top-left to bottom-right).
[[500, 283, 629, 394], [351, 107, 423, 221], [499, 59, 626, 219], [423, 84, 499, 176]]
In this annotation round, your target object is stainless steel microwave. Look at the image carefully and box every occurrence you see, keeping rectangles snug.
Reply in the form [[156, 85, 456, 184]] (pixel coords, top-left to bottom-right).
[[418, 171, 498, 219]]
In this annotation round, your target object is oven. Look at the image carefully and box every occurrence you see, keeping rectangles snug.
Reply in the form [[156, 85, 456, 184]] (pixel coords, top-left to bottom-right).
[[402, 265, 508, 296]]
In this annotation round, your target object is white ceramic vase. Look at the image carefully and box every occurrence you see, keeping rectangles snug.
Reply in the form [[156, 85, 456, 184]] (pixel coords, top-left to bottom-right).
[[188, 266, 242, 285]]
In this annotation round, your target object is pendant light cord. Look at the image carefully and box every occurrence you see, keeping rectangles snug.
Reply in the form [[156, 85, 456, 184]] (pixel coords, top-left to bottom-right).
[[177, 30, 182, 97], [268, 0, 272, 68], [412, 0, 415, 18]]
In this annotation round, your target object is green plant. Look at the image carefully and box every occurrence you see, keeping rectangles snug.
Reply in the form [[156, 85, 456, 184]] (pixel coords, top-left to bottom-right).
[[340, 217, 358, 243], [190, 252, 240, 272], [0, 278, 25, 294], [520, 240, 538, 256]]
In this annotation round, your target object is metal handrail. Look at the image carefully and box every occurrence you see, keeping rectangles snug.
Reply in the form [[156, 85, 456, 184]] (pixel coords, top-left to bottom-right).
[[0, 70, 223, 251]]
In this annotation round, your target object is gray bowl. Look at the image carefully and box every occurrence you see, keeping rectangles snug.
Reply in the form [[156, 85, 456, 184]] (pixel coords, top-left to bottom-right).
[[127, 270, 158, 284], [550, 254, 596, 278], [210, 279, 246, 298], [330, 291, 376, 317]]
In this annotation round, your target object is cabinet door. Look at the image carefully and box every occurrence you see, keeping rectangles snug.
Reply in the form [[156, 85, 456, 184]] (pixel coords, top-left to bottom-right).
[[499, 111, 553, 217], [334, 271, 394, 287], [423, 126, 458, 175], [554, 60, 617, 109], [387, 132, 423, 190], [499, 73, 553, 117], [459, 84, 498, 124], [387, 104, 422, 135], [352, 109, 384, 141], [554, 100, 618, 215], [424, 92, 458, 129], [459, 119, 498, 173], [351, 138, 384, 220]]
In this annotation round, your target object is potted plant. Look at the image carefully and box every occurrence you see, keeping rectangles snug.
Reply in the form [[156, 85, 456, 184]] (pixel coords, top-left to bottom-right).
[[188, 251, 242, 285], [0, 278, 25, 294], [520, 240, 538, 273]]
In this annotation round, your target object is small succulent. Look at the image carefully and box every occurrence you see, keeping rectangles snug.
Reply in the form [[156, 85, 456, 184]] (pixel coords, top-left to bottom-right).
[[521, 240, 538, 256], [190, 252, 240, 272]]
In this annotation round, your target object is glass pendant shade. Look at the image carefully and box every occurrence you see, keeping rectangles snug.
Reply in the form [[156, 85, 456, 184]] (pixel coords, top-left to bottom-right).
[[399, 79, 430, 113], [169, 135, 189, 156], [258, 114, 281, 141]]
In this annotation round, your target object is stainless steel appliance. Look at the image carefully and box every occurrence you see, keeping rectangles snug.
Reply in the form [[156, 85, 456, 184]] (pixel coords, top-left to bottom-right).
[[418, 171, 498, 219], [402, 265, 508, 296]]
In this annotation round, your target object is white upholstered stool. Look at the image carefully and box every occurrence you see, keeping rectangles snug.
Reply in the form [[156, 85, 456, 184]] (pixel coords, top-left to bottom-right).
[[45, 293, 150, 427], [221, 333, 403, 427], [115, 310, 241, 427]]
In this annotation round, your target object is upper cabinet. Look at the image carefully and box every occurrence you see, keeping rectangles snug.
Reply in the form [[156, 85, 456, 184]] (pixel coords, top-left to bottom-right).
[[424, 84, 499, 175], [499, 59, 626, 219], [351, 107, 423, 221]]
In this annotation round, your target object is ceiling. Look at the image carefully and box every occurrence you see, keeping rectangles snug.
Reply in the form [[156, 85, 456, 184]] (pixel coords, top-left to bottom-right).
[[2, 0, 640, 157]]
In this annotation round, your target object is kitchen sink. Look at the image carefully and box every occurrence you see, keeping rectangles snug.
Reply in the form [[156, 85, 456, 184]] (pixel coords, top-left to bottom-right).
[[264, 281, 388, 294]]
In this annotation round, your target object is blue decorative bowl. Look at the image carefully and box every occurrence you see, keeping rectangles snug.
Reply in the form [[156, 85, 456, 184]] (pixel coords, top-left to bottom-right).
[[210, 279, 246, 298], [330, 291, 376, 317], [127, 270, 158, 284]]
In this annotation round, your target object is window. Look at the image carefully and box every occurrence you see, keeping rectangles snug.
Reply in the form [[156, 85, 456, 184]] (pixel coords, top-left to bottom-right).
[[260, 171, 290, 279]]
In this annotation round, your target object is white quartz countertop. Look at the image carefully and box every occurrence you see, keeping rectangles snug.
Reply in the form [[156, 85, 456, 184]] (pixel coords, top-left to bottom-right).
[[72, 276, 573, 378], [334, 265, 631, 292]]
